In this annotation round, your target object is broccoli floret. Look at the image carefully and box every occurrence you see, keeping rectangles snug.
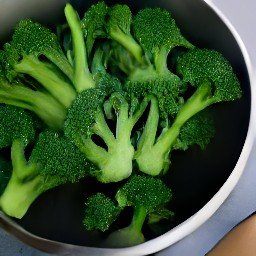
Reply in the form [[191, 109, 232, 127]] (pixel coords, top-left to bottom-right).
[[0, 105, 35, 148], [107, 175, 172, 247], [106, 7, 192, 119], [0, 20, 77, 130], [105, 4, 143, 64], [0, 129, 94, 219], [83, 192, 121, 232], [133, 8, 193, 74], [0, 3, 117, 130], [176, 48, 242, 102], [172, 111, 215, 151], [9, 19, 76, 109], [126, 73, 187, 118], [0, 108, 94, 218], [0, 105, 33, 196], [64, 88, 150, 183], [81, 1, 109, 56], [0, 56, 67, 130], [108, 7, 193, 78], [83, 175, 173, 247], [134, 48, 242, 176]]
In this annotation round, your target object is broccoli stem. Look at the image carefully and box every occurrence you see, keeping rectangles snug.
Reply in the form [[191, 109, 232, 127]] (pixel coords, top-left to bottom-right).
[[109, 29, 144, 65], [11, 140, 37, 179], [64, 3, 95, 92], [154, 47, 170, 75], [14, 56, 76, 108], [136, 96, 159, 153], [91, 48, 106, 75], [103, 205, 146, 247], [136, 80, 214, 175], [0, 139, 43, 218], [0, 172, 44, 218], [0, 86, 67, 130], [130, 205, 147, 237]]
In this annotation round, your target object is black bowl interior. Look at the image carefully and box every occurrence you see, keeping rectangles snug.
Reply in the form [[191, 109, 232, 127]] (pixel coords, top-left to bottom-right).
[[0, 0, 251, 248]]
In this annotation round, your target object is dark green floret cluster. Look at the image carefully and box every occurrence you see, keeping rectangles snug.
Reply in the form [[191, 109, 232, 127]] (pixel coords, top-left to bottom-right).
[[0, 1, 242, 247]]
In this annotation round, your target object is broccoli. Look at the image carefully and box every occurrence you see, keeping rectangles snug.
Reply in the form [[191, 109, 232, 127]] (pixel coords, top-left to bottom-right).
[[64, 3, 96, 92], [133, 8, 193, 74], [81, 1, 109, 56], [134, 48, 242, 176], [106, 7, 193, 119], [0, 106, 94, 218], [7, 20, 76, 109], [172, 110, 216, 151], [105, 4, 143, 64], [83, 175, 173, 247], [64, 88, 151, 183], [83, 192, 121, 232], [0, 2, 244, 245], [0, 105, 34, 196], [0, 58, 67, 130], [0, 3, 119, 130]]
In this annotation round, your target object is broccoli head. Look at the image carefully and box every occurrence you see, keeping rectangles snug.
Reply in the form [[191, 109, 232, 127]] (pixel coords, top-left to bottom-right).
[[135, 48, 242, 176], [0, 128, 94, 219], [83, 175, 173, 247], [65, 88, 150, 183], [81, 1, 109, 56], [83, 192, 121, 232], [105, 4, 143, 64], [133, 7, 193, 74], [0, 105, 35, 148]]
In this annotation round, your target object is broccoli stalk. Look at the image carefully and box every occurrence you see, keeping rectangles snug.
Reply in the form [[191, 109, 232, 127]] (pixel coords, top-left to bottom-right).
[[83, 175, 173, 247], [104, 204, 146, 247], [13, 56, 76, 109], [64, 3, 95, 92], [135, 48, 242, 176], [0, 139, 43, 218], [0, 63, 67, 130], [65, 89, 151, 183]]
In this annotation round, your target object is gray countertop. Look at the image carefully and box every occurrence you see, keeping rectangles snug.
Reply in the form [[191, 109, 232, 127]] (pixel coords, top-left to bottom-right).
[[1, 0, 256, 255]]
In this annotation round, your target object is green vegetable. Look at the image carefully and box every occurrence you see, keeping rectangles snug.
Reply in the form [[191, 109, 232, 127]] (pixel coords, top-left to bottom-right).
[[0, 2, 243, 244], [83, 192, 121, 232], [0, 48, 68, 130], [83, 175, 173, 247], [64, 88, 151, 183], [105, 4, 143, 64], [0, 106, 94, 218], [81, 1, 109, 56], [134, 48, 242, 176], [106, 7, 193, 119]]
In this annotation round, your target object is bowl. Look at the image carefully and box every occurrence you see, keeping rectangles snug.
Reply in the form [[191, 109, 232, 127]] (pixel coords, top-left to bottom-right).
[[0, 0, 253, 255]]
